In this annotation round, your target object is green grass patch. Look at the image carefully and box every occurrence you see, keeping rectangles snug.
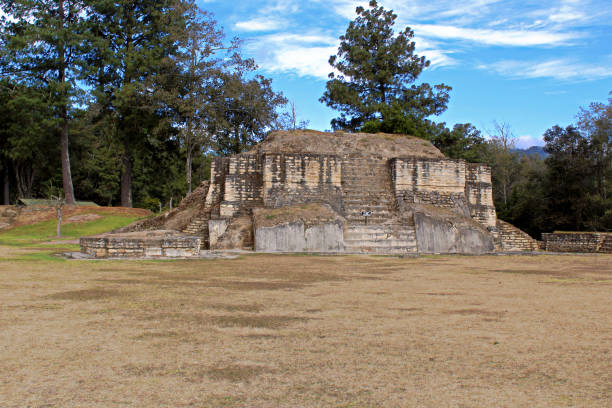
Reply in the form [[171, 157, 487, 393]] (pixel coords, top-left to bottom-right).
[[0, 215, 141, 246], [0, 251, 67, 262]]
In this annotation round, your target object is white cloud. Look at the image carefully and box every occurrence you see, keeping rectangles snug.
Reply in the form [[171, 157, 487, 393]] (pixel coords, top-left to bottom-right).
[[413, 37, 457, 68], [479, 58, 612, 81], [245, 32, 338, 79], [266, 45, 339, 79], [227, 0, 610, 79], [261, 0, 300, 14], [234, 18, 285, 32], [515, 134, 544, 148], [413, 24, 577, 47]]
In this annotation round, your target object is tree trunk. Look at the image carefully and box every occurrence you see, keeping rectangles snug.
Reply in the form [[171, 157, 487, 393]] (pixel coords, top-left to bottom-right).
[[3, 170, 9, 205], [56, 206, 62, 237], [15, 163, 35, 199], [58, 0, 76, 205], [186, 148, 192, 194], [60, 122, 76, 204], [121, 139, 133, 207]]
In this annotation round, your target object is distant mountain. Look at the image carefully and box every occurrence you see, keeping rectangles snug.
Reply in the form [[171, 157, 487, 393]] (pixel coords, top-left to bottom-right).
[[511, 146, 548, 158]]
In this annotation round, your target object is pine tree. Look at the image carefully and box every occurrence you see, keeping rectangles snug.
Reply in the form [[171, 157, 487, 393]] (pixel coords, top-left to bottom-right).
[[84, 0, 189, 207], [0, 0, 92, 204], [320, 0, 451, 135], [171, 3, 242, 193]]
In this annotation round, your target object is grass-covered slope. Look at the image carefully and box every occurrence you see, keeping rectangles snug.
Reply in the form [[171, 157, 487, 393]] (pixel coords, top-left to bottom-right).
[[0, 207, 150, 247]]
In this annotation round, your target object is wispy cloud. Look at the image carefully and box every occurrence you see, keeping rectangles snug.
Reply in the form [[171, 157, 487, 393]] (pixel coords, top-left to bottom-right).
[[479, 58, 612, 81], [413, 24, 577, 47], [225, 0, 611, 79], [245, 32, 339, 79], [234, 17, 285, 32]]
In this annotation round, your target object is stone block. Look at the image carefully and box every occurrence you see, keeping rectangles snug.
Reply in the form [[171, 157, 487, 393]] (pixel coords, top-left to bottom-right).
[[255, 221, 344, 253], [414, 207, 495, 254]]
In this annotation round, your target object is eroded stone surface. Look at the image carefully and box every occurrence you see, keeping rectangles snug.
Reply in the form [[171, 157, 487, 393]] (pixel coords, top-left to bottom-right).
[[543, 232, 612, 253], [80, 230, 201, 258]]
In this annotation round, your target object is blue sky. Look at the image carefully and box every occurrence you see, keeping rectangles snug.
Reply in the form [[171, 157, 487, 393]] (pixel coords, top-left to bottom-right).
[[200, 0, 612, 148]]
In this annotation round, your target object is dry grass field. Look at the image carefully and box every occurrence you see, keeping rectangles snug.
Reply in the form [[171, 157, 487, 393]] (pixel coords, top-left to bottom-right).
[[0, 246, 611, 407]]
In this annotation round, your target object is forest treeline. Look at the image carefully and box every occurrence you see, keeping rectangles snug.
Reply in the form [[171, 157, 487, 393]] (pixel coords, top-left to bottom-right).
[[0, 0, 293, 210], [1, 0, 610, 237]]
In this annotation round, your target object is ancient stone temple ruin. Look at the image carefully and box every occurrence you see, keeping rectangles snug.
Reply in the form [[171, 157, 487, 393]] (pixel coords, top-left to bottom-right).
[[81, 130, 539, 257]]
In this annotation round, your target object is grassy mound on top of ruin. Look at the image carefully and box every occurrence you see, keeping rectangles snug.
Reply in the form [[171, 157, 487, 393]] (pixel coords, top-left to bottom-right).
[[248, 129, 444, 158]]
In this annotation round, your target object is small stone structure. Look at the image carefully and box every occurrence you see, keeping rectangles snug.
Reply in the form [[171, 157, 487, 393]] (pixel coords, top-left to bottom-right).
[[542, 232, 612, 253], [85, 130, 541, 256], [80, 230, 201, 258]]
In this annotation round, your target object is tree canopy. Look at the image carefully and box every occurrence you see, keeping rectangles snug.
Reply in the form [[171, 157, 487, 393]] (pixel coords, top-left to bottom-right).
[[0, 0, 287, 208], [320, 0, 451, 136]]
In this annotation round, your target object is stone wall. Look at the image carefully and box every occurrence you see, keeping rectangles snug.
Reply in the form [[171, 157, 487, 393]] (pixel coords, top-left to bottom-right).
[[205, 157, 229, 209], [263, 154, 343, 212], [254, 221, 344, 252], [208, 219, 229, 248], [465, 164, 497, 228], [542, 232, 612, 253], [80, 231, 201, 258], [220, 155, 263, 217], [391, 158, 469, 215], [413, 206, 495, 254]]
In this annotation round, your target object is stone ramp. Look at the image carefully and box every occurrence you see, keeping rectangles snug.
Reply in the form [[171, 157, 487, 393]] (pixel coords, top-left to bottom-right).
[[497, 219, 539, 251]]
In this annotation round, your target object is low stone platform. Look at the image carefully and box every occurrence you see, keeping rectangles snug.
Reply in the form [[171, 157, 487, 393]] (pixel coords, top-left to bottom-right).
[[80, 230, 201, 258], [542, 232, 612, 253]]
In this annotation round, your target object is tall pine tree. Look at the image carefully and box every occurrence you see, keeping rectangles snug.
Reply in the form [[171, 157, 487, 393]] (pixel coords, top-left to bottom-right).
[[320, 0, 451, 136], [0, 0, 92, 203], [84, 0, 188, 207]]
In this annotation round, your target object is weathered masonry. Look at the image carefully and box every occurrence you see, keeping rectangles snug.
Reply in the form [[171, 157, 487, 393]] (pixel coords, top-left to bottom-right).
[[80, 231, 201, 259], [542, 232, 612, 253], [183, 131, 538, 254], [82, 130, 539, 257]]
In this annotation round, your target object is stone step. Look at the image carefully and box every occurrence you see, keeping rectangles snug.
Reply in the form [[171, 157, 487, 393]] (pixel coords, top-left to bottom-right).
[[343, 198, 394, 205], [343, 195, 393, 201], [346, 216, 393, 222], [181, 215, 212, 235], [344, 245, 417, 254], [345, 208, 392, 214], [342, 177, 389, 182], [344, 231, 416, 239], [342, 189, 392, 195], [346, 218, 393, 224], [346, 224, 409, 230], [344, 234, 416, 241], [344, 239, 416, 248]]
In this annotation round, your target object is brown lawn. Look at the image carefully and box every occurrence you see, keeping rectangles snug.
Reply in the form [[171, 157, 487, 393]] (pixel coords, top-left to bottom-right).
[[0, 249, 610, 407]]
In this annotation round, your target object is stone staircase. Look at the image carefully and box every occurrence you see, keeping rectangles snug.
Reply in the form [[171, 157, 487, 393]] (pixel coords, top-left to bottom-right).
[[182, 213, 211, 249], [341, 157, 417, 254], [341, 157, 396, 224], [343, 223, 418, 254], [496, 219, 540, 251]]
